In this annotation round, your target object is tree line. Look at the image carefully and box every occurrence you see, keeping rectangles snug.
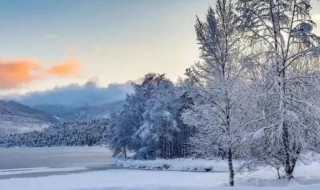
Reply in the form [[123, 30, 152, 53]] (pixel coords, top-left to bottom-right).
[[0, 119, 108, 147]]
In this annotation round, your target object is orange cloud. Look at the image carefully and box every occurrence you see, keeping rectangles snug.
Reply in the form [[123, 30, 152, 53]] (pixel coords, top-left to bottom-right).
[[47, 59, 81, 76], [0, 58, 39, 89], [0, 58, 81, 89]]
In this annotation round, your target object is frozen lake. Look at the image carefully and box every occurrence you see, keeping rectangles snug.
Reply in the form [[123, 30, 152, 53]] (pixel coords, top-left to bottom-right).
[[1, 147, 320, 189], [0, 147, 114, 179]]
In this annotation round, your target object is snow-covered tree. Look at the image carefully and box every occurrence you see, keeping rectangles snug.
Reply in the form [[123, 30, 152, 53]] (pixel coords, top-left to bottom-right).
[[133, 74, 179, 159], [108, 79, 148, 158], [108, 107, 139, 158], [182, 0, 255, 186], [237, 0, 320, 179], [172, 80, 196, 157], [108, 73, 193, 159]]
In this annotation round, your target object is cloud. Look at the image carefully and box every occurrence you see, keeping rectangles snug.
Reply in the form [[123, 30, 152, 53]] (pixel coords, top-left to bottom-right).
[[12, 80, 134, 107], [0, 57, 82, 89], [0, 58, 39, 88], [47, 59, 81, 76]]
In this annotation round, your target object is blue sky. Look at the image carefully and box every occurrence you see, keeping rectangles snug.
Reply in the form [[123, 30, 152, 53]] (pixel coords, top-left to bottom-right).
[[0, 0, 212, 94], [0, 0, 319, 95]]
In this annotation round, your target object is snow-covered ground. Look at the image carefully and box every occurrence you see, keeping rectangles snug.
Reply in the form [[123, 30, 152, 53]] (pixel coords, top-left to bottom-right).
[[116, 158, 241, 172], [0, 118, 50, 134], [2, 147, 320, 190], [2, 163, 320, 190]]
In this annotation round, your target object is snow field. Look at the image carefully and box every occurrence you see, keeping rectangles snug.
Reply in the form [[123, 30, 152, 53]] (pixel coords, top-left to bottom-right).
[[2, 159, 320, 190]]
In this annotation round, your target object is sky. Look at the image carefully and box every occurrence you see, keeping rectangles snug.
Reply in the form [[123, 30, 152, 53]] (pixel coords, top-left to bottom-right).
[[0, 0, 320, 96], [0, 0, 213, 95]]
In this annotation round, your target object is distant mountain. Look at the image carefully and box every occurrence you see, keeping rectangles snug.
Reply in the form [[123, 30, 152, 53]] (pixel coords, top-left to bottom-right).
[[0, 100, 59, 134], [0, 98, 125, 134], [33, 100, 125, 122]]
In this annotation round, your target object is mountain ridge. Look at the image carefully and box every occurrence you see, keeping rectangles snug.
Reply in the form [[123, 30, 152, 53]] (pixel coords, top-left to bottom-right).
[[0, 100, 59, 134]]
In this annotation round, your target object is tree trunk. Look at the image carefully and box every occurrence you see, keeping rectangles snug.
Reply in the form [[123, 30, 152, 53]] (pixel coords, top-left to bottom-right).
[[228, 147, 235, 186], [283, 123, 294, 179], [277, 167, 281, 179], [123, 147, 127, 158]]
